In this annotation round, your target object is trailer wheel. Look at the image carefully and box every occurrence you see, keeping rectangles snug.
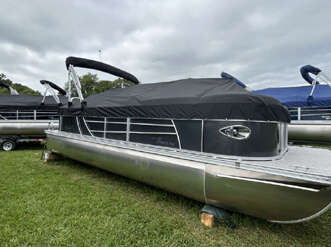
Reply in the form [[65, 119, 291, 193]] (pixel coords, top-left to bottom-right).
[[2, 140, 16, 151]]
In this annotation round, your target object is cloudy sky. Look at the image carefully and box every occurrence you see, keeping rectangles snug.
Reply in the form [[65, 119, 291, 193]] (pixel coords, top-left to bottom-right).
[[0, 0, 330, 92]]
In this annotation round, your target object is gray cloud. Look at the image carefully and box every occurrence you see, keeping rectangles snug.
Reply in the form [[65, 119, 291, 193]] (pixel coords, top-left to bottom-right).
[[0, 0, 330, 92]]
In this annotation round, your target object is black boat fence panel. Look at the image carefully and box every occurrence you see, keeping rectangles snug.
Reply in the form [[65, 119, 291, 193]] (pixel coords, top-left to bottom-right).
[[62, 116, 80, 134], [130, 133, 179, 148], [203, 120, 280, 157], [60, 116, 288, 158], [173, 120, 202, 152]]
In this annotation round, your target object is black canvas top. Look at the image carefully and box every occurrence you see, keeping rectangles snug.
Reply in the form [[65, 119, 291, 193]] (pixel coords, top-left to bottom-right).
[[62, 78, 290, 122], [66, 56, 140, 85], [0, 94, 67, 111]]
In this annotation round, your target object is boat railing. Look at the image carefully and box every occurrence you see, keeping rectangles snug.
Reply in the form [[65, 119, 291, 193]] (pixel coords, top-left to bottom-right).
[[60, 116, 288, 157], [0, 110, 59, 120], [80, 117, 181, 148], [289, 107, 331, 120]]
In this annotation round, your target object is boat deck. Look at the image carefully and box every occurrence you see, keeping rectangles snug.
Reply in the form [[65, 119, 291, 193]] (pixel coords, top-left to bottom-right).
[[253, 145, 331, 180], [46, 130, 331, 185]]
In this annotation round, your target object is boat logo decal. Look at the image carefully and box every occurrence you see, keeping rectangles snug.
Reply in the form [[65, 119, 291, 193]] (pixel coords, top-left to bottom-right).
[[219, 125, 251, 140]]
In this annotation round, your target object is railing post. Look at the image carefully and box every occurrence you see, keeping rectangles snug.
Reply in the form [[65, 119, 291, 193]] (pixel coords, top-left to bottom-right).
[[16, 110, 18, 120], [201, 120, 204, 152], [298, 107, 301, 120], [34, 110, 37, 120], [104, 117, 107, 139], [126, 118, 131, 142]]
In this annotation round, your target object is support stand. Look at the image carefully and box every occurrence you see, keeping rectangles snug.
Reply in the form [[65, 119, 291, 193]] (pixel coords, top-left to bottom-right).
[[200, 204, 236, 229], [43, 151, 63, 163]]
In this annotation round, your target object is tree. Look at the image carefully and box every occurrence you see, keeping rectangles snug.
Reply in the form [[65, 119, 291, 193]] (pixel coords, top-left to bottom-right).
[[0, 73, 40, 95], [65, 73, 134, 98]]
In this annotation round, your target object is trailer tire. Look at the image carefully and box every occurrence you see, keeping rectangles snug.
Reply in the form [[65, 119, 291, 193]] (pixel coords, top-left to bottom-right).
[[1, 140, 16, 151]]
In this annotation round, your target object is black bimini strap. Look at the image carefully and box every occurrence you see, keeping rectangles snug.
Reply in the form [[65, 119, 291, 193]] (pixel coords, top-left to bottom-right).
[[300, 65, 322, 84], [65, 56, 140, 85], [40, 80, 67, 95]]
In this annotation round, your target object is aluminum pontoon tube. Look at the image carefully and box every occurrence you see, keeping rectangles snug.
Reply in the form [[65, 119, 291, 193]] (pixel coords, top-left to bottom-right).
[[0, 120, 58, 135], [46, 130, 331, 223], [289, 120, 331, 142]]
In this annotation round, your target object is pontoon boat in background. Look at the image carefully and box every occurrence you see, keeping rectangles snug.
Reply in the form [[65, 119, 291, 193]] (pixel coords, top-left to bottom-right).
[[254, 65, 331, 143], [46, 57, 331, 223], [223, 66, 331, 143], [0, 80, 66, 151]]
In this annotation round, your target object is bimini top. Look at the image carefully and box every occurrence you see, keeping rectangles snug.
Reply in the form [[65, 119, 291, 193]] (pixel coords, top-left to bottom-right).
[[63, 77, 290, 122], [253, 85, 331, 108], [253, 65, 331, 108]]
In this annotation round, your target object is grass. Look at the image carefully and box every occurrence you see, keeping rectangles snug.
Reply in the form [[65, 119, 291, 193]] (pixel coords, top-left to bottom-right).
[[0, 146, 330, 247]]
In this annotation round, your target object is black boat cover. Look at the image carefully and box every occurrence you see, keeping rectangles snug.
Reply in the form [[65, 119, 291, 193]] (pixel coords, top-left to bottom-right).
[[62, 78, 290, 122], [0, 95, 67, 111]]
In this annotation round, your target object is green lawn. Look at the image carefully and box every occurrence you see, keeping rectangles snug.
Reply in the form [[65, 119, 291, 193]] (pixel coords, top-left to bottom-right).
[[0, 147, 330, 247]]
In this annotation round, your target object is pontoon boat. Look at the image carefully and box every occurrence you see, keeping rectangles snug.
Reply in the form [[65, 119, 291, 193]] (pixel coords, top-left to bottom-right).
[[46, 57, 331, 223], [0, 80, 66, 150]]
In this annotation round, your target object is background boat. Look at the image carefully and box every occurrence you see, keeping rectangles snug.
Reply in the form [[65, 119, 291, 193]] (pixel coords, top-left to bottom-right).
[[0, 80, 66, 150]]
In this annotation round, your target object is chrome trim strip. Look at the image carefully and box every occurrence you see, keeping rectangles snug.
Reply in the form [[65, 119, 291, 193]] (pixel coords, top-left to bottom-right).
[[269, 202, 331, 224], [90, 130, 177, 135], [131, 123, 174, 127], [74, 116, 283, 124], [216, 174, 320, 192], [86, 120, 176, 127]]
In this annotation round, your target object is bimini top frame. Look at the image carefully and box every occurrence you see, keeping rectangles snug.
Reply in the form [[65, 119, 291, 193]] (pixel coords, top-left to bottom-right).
[[40, 80, 66, 106], [300, 65, 331, 99], [65, 56, 140, 105], [0, 80, 66, 120]]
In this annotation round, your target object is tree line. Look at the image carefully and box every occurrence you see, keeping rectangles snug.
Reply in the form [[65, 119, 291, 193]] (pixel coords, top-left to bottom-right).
[[65, 73, 134, 98], [0, 73, 41, 95], [0, 73, 134, 96]]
